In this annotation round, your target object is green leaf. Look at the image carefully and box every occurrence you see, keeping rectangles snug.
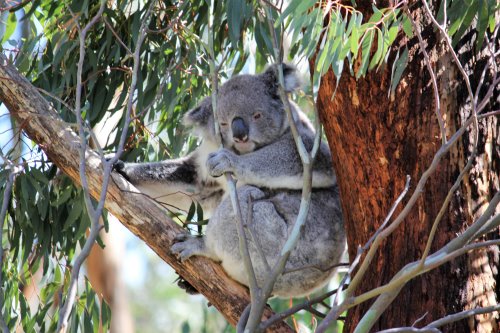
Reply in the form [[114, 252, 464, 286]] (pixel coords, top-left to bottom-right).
[[227, 0, 245, 46], [196, 202, 204, 222], [315, 40, 331, 75], [101, 300, 111, 331], [83, 310, 93, 333], [368, 6, 383, 24], [27, 173, 44, 198], [53, 186, 72, 206], [20, 176, 30, 205], [0, 12, 17, 43], [182, 321, 192, 333], [30, 167, 49, 184], [278, 0, 316, 25], [357, 30, 374, 78], [369, 29, 384, 70], [401, 14, 413, 38], [350, 24, 360, 56], [449, 1, 476, 37], [350, 14, 364, 42], [186, 201, 196, 223], [387, 23, 399, 46], [475, 0, 489, 51], [389, 47, 409, 96]]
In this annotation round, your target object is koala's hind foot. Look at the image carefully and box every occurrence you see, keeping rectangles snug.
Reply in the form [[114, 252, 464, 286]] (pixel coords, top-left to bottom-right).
[[171, 233, 219, 262], [175, 276, 199, 295]]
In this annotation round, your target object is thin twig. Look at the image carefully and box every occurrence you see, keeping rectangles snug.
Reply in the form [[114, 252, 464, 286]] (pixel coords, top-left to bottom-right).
[[375, 327, 440, 333], [103, 16, 133, 56], [419, 153, 474, 266], [56, 2, 107, 330], [244, 196, 271, 273], [426, 304, 500, 329], [405, 6, 446, 144], [260, 287, 342, 330], [349, 196, 500, 332], [205, 0, 259, 326], [243, 3, 320, 331], [56, 2, 154, 331], [317, 176, 411, 332]]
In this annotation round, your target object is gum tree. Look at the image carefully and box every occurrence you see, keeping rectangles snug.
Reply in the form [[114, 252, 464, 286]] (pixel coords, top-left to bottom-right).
[[0, 0, 498, 332]]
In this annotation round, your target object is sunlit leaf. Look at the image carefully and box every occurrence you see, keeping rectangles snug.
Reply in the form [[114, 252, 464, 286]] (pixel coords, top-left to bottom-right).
[[389, 46, 409, 96], [357, 29, 374, 78]]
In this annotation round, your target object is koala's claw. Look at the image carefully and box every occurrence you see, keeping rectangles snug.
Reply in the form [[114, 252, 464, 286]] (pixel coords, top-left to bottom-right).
[[206, 149, 235, 177], [113, 160, 125, 172], [110, 160, 131, 181], [173, 233, 191, 242], [171, 233, 205, 262]]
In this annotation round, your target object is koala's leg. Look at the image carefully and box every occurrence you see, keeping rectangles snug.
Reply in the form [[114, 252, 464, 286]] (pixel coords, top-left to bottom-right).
[[204, 186, 289, 287]]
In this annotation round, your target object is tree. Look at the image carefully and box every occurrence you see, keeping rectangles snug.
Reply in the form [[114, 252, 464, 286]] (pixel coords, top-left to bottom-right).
[[0, 0, 498, 332], [313, 1, 500, 331]]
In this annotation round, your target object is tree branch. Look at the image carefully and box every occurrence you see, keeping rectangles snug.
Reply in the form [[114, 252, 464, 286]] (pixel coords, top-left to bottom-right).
[[0, 58, 292, 332]]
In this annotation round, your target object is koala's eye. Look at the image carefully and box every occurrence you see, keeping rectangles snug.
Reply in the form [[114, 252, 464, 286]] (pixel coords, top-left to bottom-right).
[[253, 112, 262, 120]]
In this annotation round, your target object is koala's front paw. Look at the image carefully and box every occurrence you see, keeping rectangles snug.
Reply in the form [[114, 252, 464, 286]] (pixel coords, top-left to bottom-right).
[[206, 149, 237, 177], [171, 233, 206, 262]]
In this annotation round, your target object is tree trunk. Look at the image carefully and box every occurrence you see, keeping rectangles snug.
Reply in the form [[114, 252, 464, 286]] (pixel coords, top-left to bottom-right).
[[315, 2, 499, 332], [0, 56, 292, 332]]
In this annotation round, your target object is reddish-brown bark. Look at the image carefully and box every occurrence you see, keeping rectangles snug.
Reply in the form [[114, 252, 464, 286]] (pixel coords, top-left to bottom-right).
[[314, 3, 499, 332]]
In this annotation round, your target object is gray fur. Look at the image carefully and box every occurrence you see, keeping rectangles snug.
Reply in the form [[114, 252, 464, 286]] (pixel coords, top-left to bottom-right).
[[115, 64, 346, 297]]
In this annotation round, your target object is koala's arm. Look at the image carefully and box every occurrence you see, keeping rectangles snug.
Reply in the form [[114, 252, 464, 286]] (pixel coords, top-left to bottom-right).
[[207, 132, 335, 190], [114, 148, 224, 215]]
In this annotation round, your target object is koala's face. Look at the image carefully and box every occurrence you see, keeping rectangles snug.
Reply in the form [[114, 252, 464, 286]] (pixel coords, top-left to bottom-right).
[[216, 65, 299, 154]]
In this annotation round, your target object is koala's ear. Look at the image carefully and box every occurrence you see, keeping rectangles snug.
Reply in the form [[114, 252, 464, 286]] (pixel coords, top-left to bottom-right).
[[262, 63, 301, 93], [183, 97, 217, 140], [183, 97, 214, 128]]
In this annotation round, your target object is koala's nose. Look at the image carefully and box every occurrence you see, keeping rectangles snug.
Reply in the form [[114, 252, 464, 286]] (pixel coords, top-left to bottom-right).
[[231, 117, 249, 142]]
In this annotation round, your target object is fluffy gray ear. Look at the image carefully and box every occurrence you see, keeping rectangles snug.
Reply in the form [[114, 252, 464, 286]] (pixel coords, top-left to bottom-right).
[[262, 63, 301, 93], [183, 97, 213, 127], [183, 97, 216, 140]]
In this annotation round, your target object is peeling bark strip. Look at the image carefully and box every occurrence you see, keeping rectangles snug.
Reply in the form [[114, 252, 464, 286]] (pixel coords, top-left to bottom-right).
[[0, 57, 292, 332]]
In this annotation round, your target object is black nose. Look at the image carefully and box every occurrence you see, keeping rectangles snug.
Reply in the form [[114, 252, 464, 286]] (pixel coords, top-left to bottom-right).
[[231, 117, 249, 142]]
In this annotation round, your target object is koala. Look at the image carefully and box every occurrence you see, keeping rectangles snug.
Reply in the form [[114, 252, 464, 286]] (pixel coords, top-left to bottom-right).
[[114, 64, 345, 297]]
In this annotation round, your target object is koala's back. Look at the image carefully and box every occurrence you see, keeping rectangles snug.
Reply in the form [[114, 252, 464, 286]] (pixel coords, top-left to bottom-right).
[[205, 185, 345, 297]]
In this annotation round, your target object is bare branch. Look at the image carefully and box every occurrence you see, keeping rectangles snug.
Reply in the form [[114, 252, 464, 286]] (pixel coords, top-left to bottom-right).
[[317, 176, 411, 332], [375, 328, 440, 333], [376, 288, 500, 332], [419, 146, 476, 264], [426, 304, 500, 329], [241, 3, 321, 331], [260, 287, 342, 330], [405, 6, 446, 144], [56, 2, 107, 330], [103, 16, 133, 56], [205, 0, 260, 318]]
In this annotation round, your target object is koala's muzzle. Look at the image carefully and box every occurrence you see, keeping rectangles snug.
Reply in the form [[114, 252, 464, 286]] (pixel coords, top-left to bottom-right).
[[231, 117, 249, 142]]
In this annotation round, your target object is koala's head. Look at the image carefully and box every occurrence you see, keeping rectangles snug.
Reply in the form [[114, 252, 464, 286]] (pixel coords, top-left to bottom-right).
[[184, 64, 300, 154], [217, 64, 300, 154]]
